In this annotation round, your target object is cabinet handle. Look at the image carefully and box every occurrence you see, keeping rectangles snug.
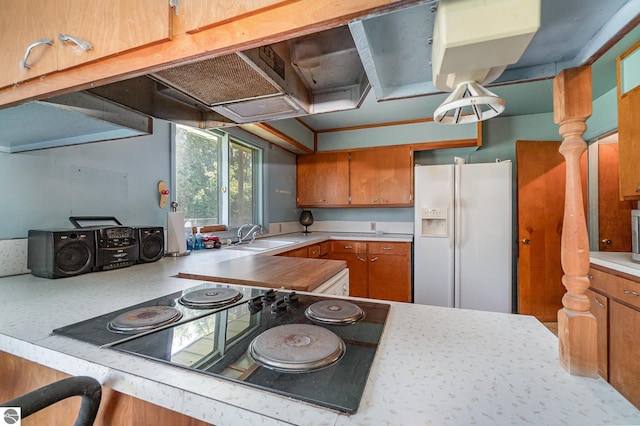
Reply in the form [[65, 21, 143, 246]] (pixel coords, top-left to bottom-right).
[[600, 239, 612, 245], [521, 238, 531, 245], [58, 34, 92, 51], [624, 289, 640, 297], [315, 199, 325, 204], [21, 38, 53, 69], [382, 247, 393, 251], [593, 296, 605, 308], [344, 245, 353, 249], [371, 198, 379, 203], [356, 255, 366, 262], [587, 274, 594, 279], [370, 257, 379, 262], [380, 198, 389, 203]]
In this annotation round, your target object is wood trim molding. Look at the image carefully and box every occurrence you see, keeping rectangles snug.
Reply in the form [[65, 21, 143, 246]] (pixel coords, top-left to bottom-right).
[[315, 117, 434, 134], [251, 122, 314, 154]]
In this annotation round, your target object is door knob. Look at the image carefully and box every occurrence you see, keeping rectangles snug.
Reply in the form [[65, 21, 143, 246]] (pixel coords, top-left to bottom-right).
[[521, 238, 531, 245], [601, 239, 612, 245]]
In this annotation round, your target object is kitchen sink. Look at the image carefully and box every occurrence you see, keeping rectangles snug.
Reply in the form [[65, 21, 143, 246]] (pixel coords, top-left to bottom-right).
[[224, 239, 296, 251]]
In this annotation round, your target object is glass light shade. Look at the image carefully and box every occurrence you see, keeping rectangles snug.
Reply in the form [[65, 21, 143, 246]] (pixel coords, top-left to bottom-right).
[[299, 210, 314, 233]]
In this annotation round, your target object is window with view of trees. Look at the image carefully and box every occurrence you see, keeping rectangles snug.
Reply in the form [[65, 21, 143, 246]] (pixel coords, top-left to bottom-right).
[[174, 125, 262, 228]]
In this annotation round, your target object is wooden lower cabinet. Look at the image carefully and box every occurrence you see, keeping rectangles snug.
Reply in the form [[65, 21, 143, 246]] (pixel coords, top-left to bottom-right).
[[367, 242, 412, 302], [329, 241, 369, 298], [586, 288, 609, 380], [0, 351, 209, 426], [329, 240, 411, 302], [589, 265, 640, 408], [609, 300, 640, 408]]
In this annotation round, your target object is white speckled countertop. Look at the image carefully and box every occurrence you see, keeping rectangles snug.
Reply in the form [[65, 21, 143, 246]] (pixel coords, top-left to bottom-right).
[[590, 251, 640, 277], [0, 235, 638, 425]]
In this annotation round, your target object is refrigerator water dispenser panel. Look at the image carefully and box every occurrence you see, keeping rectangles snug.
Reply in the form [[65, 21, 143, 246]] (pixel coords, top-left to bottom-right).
[[421, 207, 448, 237]]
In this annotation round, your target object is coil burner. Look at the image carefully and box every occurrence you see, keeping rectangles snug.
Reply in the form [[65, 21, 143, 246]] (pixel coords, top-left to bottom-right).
[[248, 324, 345, 373], [178, 287, 243, 309], [305, 299, 365, 325], [107, 306, 182, 333]]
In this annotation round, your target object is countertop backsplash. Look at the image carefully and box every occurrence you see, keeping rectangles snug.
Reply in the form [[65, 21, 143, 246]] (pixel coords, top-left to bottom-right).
[[0, 239, 28, 277]]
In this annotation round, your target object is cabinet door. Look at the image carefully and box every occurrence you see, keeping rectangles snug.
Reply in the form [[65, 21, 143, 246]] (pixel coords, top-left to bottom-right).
[[0, 0, 58, 89], [378, 146, 413, 205], [368, 253, 412, 302], [617, 43, 640, 200], [586, 288, 609, 380], [350, 146, 413, 206], [297, 152, 349, 207], [618, 85, 640, 200], [328, 252, 368, 298], [177, 0, 289, 34], [609, 300, 640, 408], [57, 0, 170, 70]]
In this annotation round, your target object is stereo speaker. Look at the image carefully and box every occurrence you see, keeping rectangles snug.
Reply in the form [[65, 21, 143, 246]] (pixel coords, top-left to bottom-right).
[[27, 229, 96, 278], [137, 226, 164, 263]]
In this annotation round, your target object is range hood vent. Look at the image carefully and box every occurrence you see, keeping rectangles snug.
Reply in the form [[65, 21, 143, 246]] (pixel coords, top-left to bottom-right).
[[149, 46, 310, 124], [90, 26, 369, 128], [152, 54, 283, 105]]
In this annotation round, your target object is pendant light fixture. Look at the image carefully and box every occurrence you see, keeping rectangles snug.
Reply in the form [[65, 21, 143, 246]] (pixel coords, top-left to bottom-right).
[[430, 0, 540, 125], [433, 81, 505, 124]]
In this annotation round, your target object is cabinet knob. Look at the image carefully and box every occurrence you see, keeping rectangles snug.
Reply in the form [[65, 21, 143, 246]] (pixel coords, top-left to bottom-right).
[[521, 238, 531, 245], [601, 239, 612, 245]]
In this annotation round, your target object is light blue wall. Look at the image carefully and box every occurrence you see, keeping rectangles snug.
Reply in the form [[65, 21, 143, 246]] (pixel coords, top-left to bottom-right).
[[0, 86, 618, 240], [0, 119, 299, 239], [0, 121, 172, 239], [317, 120, 477, 151]]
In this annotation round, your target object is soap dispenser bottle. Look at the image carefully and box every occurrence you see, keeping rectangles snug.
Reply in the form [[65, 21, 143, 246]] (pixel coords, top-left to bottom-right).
[[194, 227, 204, 250]]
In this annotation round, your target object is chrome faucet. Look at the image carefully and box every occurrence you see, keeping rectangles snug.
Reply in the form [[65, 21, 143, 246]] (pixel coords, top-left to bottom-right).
[[237, 224, 264, 244]]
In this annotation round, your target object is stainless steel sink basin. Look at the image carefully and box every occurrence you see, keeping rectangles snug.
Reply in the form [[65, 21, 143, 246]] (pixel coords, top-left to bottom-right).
[[224, 239, 296, 251]]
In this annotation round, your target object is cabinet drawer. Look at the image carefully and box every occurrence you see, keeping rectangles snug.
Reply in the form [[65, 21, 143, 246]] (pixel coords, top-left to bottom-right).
[[308, 244, 320, 258], [368, 242, 410, 256], [331, 241, 367, 254], [319, 241, 330, 257], [590, 267, 640, 310]]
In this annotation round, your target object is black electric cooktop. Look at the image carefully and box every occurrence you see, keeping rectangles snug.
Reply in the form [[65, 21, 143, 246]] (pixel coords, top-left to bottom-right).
[[53, 284, 390, 414]]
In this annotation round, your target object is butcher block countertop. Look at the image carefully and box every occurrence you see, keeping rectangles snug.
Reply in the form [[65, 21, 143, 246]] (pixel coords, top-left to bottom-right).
[[177, 255, 346, 291]]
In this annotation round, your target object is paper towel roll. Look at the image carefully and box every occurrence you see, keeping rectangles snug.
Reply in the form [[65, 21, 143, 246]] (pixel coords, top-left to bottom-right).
[[167, 211, 187, 254]]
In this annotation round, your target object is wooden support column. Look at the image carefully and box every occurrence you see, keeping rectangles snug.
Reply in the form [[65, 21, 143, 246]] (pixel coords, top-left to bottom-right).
[[553, 65, 598, 377]]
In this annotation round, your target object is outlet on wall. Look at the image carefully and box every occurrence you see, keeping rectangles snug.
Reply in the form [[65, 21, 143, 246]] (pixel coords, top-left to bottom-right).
[[370, 222, 376, 231]]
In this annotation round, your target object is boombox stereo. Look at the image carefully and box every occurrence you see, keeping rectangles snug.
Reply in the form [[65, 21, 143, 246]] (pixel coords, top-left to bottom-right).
[[28, 225, 165, 278], [91, 226, 139, 271], [28, 229, 96, 279]]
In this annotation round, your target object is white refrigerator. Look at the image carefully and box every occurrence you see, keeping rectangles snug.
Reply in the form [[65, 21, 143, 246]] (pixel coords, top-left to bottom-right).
[[413, 162, 512, 313]]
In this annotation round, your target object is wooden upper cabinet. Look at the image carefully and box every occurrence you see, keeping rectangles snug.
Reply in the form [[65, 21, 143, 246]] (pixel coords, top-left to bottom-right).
[[350, 146, 413, 206], [58, 0, 170, 70], [176, 0, 290, 34], [617, 41, 640, 200], [297, 152, 350, 207], [0, 1, 58, 89], [0, 0, 170, 90]]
